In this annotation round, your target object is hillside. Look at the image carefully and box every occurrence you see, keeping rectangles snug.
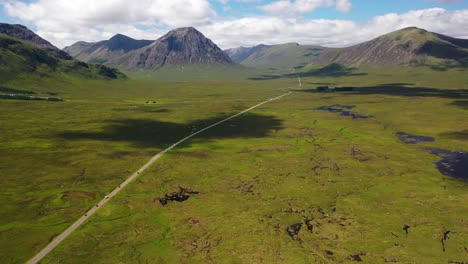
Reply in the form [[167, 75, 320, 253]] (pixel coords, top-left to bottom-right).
[[224, 44, 270, 63], [64, 34, 152, 64], [0, 24, 126, 82], [0, 23, 72, 60], [66, 27, 234, 71], [318, 27, 468, 67], [225, 43, 327, 70]]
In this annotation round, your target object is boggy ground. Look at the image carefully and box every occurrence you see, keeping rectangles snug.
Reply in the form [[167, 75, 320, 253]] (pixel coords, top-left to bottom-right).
[[1, 67, 467, 263]]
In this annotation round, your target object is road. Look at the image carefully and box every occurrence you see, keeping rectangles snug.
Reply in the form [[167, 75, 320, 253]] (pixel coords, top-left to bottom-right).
[[27, 91, 291, 264]]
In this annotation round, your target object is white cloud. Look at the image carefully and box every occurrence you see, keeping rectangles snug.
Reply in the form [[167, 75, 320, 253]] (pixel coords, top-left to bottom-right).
[[258, 0, 352, 15], [4, 0, 215, 47], [3, 1, 468, 51], [200, 8, 468, 49]]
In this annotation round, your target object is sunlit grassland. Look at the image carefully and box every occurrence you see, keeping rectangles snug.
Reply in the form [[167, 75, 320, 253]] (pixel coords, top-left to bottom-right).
[[1, 66, 467, 263]]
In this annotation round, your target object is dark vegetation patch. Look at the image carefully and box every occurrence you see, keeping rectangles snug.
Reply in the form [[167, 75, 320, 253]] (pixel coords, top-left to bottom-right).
[[58, 113, 283, 148], [0, 94, 63, 101], [286, 223, 303, 240], [440, 230, 451, 252], [403, 224, 410, 234], [248, 63, 367, 80], [0, 86, 35, 94], [427, 148, 468, 179], [112, 106, 170, 113], [158, 187, 199, 206], [450, 100, 468, 110], [311, 159, 341, 176], [396, 132, 436, 144], [62, 191, 96, 202], [349, 253, 364, 262], [314, 105, 373, 119], [351, 147, 372, 161], [235, 181, 258, 196], [440, 130, 468, 141], [239, 144, 291, 153], [315, 86, 355, 92]]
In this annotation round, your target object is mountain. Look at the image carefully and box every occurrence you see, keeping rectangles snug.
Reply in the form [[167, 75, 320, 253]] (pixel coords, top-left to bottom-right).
[[0, 23, 126, 81], [226, 27, 468, 69], [64, 34, 152, 64], [224, 44, 270, 63], [0, 23, 72, 60], [65, 27, 234, 71], [318, 27, 468, 67], [225, 43, 327, 70]]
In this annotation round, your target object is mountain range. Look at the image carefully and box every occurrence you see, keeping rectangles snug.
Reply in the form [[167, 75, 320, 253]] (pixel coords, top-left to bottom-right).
[[64, 27, 233, 71], [225, 27, 468, 69], [1, 22, 467, 78]]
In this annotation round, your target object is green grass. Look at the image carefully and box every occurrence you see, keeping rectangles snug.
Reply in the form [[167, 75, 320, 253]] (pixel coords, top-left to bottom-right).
[[0, 66, 467, 263]]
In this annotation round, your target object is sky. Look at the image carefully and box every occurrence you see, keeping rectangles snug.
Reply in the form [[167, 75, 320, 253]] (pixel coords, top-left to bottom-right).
[[0, 0, 467, 49]]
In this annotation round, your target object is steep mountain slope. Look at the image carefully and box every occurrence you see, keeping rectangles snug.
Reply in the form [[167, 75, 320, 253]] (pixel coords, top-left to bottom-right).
[[0, 23, 72, 60], [64, 34, 152, 63], [319, 27, 468, 67], [106, 27, 233, 71], [226, 43, 327, 70], [0, 24, 126, 81]]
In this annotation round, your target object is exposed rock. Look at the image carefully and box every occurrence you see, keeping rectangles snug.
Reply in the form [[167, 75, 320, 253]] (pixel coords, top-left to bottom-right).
[[67, 27, 234, 71]]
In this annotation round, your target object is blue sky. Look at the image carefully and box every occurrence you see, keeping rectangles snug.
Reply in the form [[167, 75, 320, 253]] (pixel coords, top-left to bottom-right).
[[1, 0, 467, 48], [211, 0, 467, 20]]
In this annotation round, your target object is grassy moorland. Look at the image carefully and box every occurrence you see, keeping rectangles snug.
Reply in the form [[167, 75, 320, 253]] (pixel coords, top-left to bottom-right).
[[0, 66, 467, 263]]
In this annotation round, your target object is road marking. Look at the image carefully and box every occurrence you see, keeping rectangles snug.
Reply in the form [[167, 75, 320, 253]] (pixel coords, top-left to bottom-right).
[[27, 91, 292, 264]]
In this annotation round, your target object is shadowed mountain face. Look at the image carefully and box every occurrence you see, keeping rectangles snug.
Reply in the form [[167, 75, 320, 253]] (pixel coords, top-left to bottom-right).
[[0, 23, 72, 60], [64, 34, 152, 63], [65, 27, 234, 71], [318, 27, 468, 67]]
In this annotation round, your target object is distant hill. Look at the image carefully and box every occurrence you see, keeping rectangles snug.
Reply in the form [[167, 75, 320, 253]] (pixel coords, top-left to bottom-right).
[[225, 43, 327, 70], [0, 23, 126, 81], [226, 27, 468, 69], [224, 44, 270, 63], [64, 34, 152, 64], [0, 23, 72, 60], [65, 27, 234, 71], [318, 27, 468, 67]]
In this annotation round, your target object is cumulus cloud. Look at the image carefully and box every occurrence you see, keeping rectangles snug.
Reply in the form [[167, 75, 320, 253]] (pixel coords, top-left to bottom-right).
[[258, 0, 352, 15], [2, 1, 468, 50], [201, 8, 468, 49], [4, 0, 215, 46]]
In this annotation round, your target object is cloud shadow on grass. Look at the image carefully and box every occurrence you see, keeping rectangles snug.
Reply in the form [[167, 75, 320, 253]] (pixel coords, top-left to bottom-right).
[[298, 84, 468, 100], [248, 63, 367, 81], [58, 113, 283, 148], [440, 130, 468, 141], [450, 100, 468, 110]]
